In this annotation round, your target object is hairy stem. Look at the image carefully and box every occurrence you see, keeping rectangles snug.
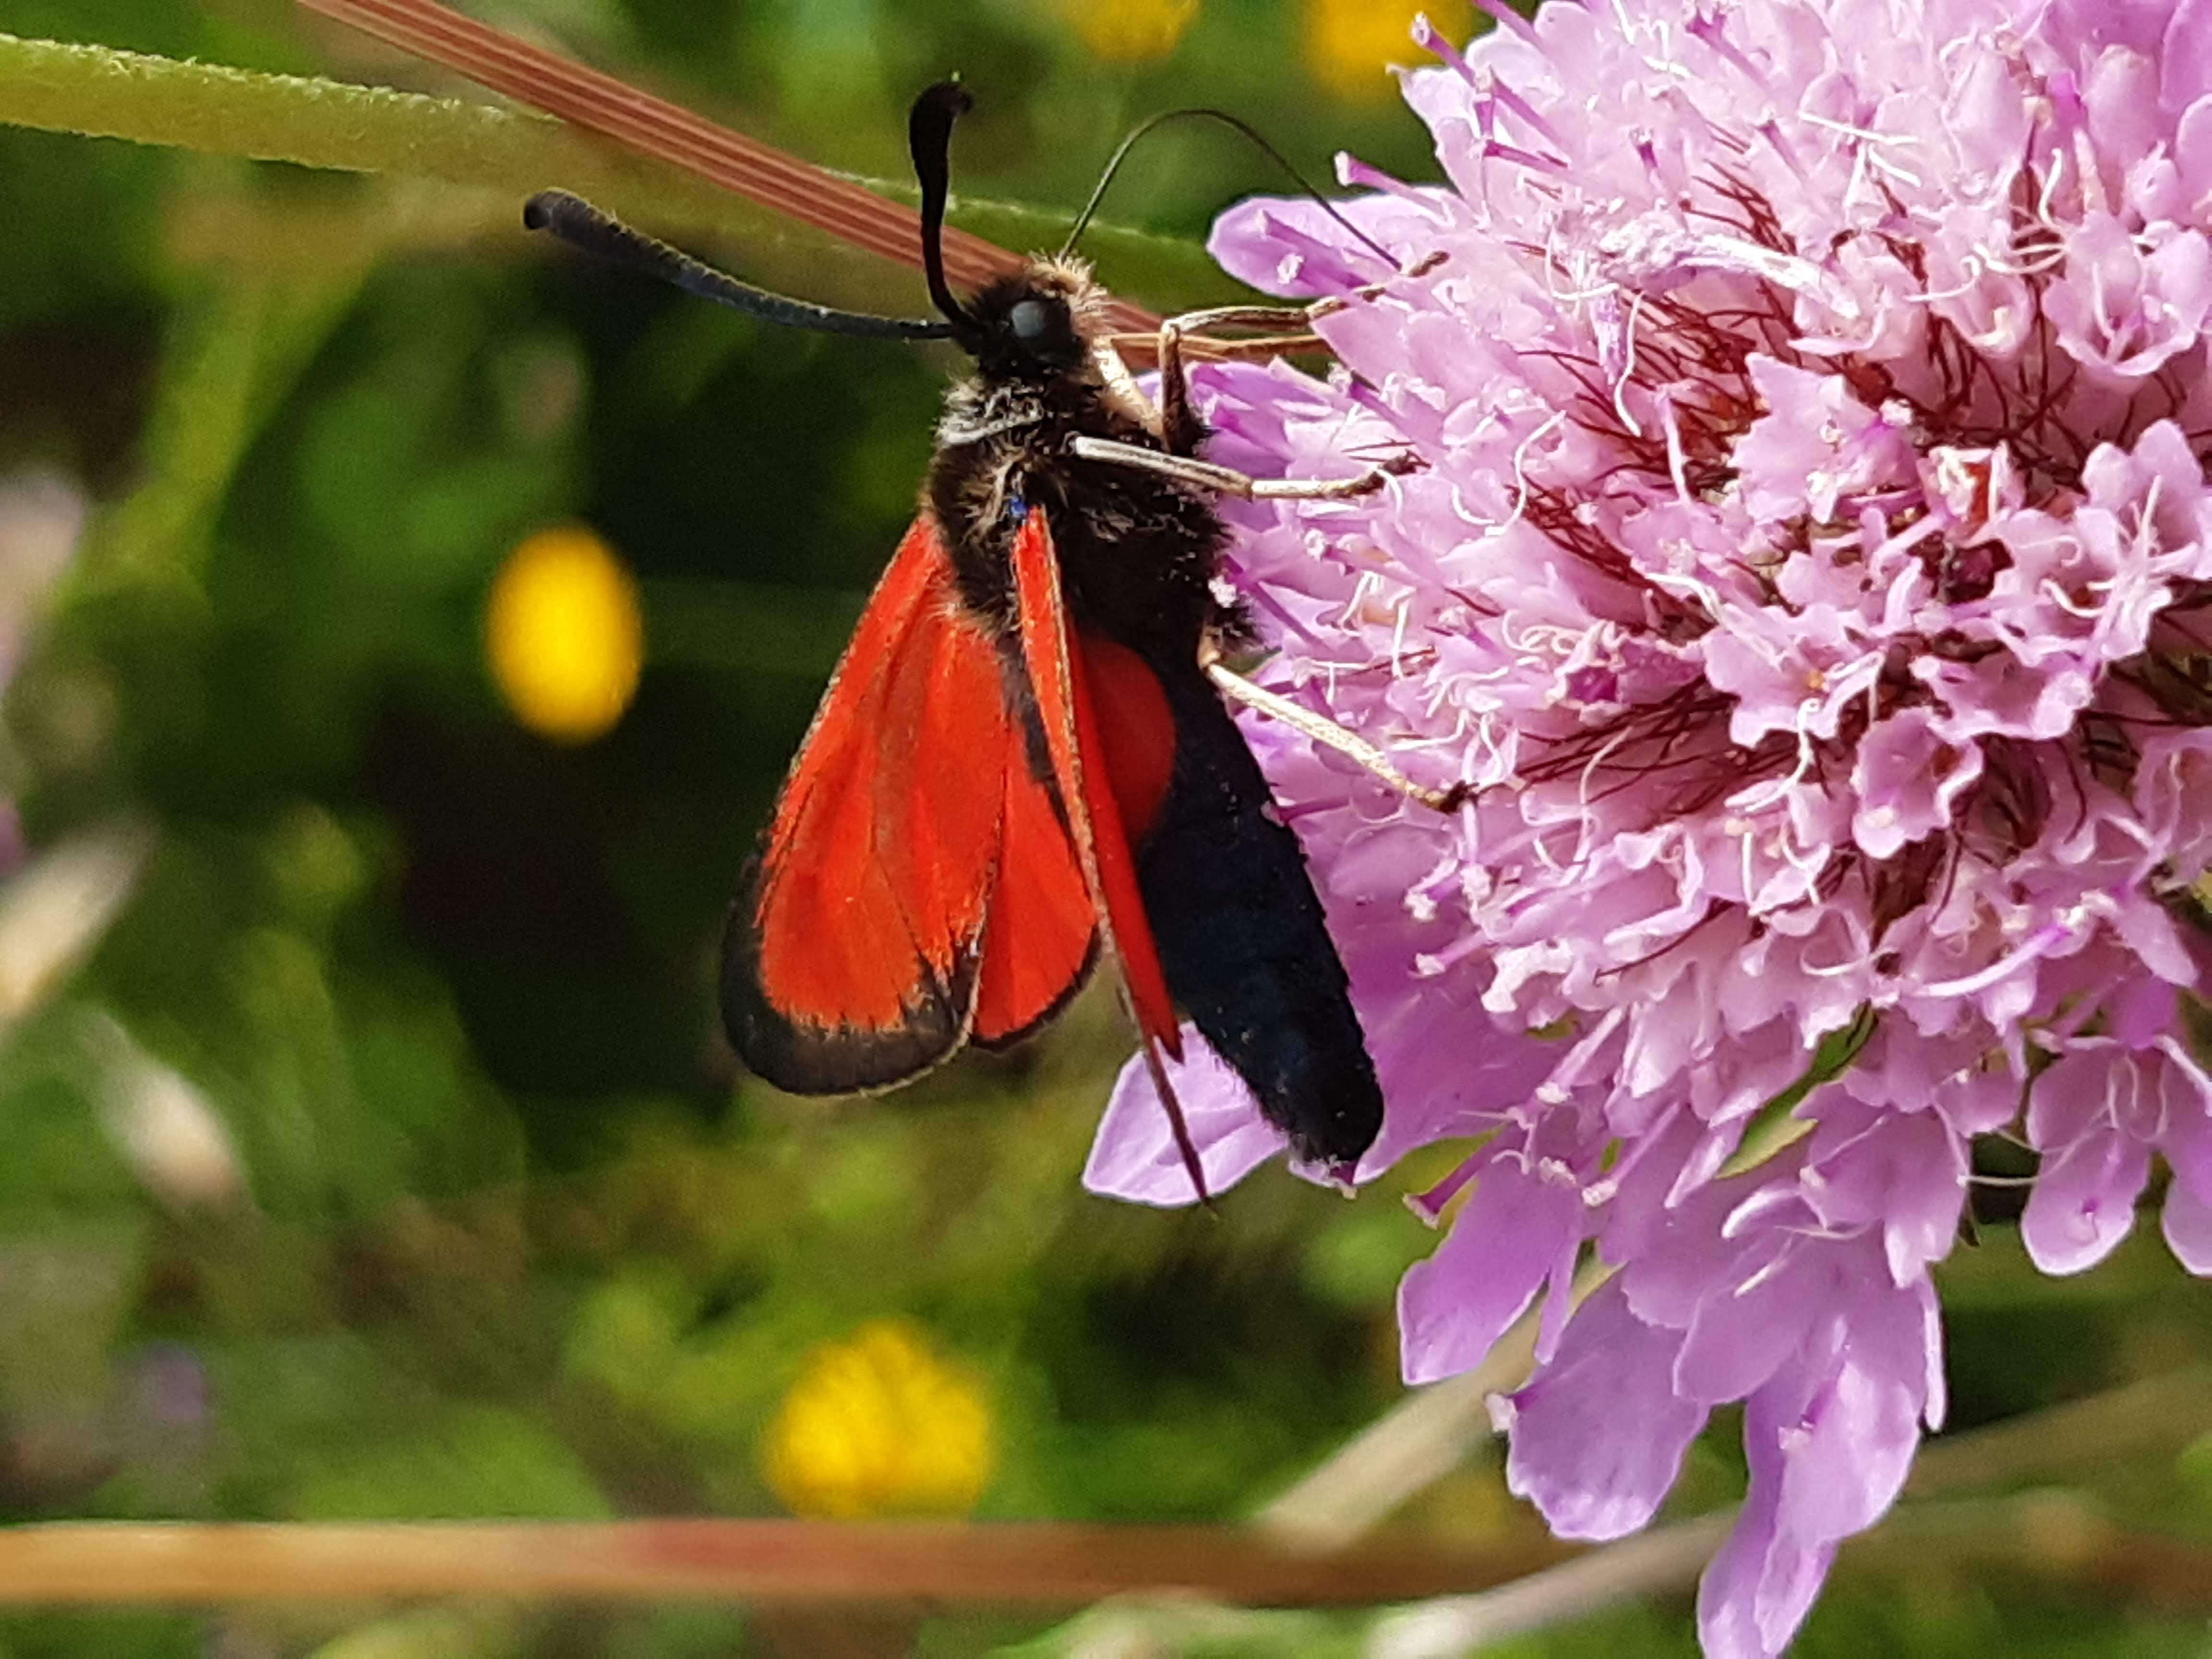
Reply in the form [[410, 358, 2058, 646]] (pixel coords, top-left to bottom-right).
[[0, 32, 830, 240]]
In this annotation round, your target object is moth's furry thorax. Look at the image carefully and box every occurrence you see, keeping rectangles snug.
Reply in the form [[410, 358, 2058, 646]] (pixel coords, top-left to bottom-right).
[[925, 258, 1226, 667]]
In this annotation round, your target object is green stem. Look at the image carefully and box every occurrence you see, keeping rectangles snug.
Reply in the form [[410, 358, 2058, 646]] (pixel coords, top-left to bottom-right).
[[0, 33, 781, 234], [85, 271, 366, 592], [0, 33, 1238, 307]]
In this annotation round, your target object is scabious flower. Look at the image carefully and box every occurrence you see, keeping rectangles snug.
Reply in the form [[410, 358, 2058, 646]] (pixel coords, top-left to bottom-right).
[[1084, 0, 2212, 1650]]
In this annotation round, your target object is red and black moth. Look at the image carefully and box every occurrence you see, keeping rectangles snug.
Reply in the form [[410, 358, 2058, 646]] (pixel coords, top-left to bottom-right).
[[302, 0, 1461, 1196]]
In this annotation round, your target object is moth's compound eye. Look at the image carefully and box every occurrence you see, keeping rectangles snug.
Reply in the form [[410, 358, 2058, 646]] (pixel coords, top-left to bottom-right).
[[1008, 299, 1053, 341]]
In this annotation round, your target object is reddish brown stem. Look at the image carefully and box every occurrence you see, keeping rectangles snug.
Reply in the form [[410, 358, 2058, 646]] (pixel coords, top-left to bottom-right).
[[297, 0, 1160, 337]]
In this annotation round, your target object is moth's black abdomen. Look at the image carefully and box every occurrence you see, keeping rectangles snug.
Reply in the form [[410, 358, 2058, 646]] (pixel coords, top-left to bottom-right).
[[1135, 661, 1384, 1166]]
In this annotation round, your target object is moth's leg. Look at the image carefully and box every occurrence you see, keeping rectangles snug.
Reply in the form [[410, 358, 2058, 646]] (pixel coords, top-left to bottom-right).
[[1113, 258, 1451, 372], [1205, 661, 1470, 814], [1113, 304, 1329, 386], [1092, 338, 1162, 437], [1131, 299, 1356, 450], [1068, 434, 1410, 501], [1112, 265, 1447, 364], [1155, 317, 1203, 458], [1108, 330, 1326, 366], [1167, 303, 1333, 333], [1131, 272, 1458, 440], [1176, 333, 1328, 361]]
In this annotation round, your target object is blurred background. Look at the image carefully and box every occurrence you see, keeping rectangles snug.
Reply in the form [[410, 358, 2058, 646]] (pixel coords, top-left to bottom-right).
[[5, 0, 2212, 1654]]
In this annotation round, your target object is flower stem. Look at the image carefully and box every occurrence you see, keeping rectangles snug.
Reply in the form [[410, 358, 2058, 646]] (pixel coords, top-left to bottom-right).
[[0, 1518, 1563, 1607], [0, 32, 775, 237], [1253, 1257, 1617, 1551]]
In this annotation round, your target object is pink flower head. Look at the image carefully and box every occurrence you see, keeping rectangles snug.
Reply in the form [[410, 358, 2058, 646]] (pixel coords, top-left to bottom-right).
[[1083, 0, 2212, 1651]]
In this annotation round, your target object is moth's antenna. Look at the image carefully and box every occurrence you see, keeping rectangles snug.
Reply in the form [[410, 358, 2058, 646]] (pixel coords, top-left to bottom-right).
[[523, 192, 957, 341], [909, 80, 978, 335], [1059, 109, 1397, 267]]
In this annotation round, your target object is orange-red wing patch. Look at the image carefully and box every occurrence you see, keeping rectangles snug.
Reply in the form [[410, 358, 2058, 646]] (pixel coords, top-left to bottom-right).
[[1006, 507, 1207, 1198], [1074, 632, 1178, 851], [969, 742, 1097, 1048], [723, 515, 1010, 1093], [1005, 509, 1181, 1059]]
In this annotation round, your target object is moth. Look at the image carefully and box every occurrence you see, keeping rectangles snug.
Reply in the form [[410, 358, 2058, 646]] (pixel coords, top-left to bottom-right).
[[303, 0, 1454, 1196]]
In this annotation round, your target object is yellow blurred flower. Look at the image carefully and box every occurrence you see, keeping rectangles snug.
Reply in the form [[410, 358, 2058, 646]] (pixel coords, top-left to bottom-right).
[[1069, 0, 1200, 64], [484, 527, 643, 744], [763, 1320, 995, 1519], [1304, 0, 1468, 99]]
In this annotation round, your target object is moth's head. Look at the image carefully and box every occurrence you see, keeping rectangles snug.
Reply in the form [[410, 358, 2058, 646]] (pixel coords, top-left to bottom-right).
[[958, 260, 1105, 381], [909, 86, 1110, 385]]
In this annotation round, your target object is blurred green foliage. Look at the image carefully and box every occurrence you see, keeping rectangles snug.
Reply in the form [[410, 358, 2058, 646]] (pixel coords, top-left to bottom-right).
[[6, 1, 2212, 1655]]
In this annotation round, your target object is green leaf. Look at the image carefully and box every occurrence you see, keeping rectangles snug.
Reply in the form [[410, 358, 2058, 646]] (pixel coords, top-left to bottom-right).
[[1714, 1004, 1877, 1180]]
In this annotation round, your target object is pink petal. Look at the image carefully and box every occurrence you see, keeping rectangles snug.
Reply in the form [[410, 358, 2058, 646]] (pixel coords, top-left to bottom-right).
[[1503, 1281, 1707, 1540], [1396, 1148, 1584, 1385], [2020, 1130, 2151, 1274], [1699, 1274, 1935, 1658], [2162, 1178, 2212, 1274], [1698, 1398, 1834, 1659], [1774, 1284, 1935, 1540], [1801, 1108, 1967, 1285], [1672, 1238, 1818, 1405], [1082, 1035, 1286, 1207]]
